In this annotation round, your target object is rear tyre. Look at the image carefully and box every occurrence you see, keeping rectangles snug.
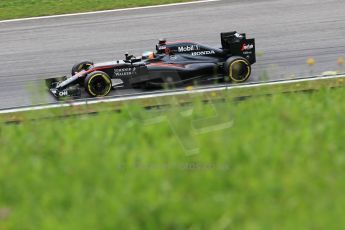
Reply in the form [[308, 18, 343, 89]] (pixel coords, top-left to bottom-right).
[[84, 71, 112, 97], [71, 61, 93, 75], [225, 57, 251, 83]]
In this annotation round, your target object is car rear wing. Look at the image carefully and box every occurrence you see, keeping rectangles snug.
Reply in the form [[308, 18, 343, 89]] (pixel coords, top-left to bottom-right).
[[221, 31, 256, 64]]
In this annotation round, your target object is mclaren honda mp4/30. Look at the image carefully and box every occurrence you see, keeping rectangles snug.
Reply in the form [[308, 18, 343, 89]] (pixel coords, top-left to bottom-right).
[[46, 31, 256, 98]]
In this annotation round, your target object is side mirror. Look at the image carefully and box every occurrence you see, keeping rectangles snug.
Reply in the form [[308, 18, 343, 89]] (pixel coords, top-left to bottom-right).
[[125, 53, 134, 61]]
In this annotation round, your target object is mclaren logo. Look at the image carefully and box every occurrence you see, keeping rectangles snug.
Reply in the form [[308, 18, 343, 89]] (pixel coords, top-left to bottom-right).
[[178, 45, 200, 52], [192, 50, 216, 56]]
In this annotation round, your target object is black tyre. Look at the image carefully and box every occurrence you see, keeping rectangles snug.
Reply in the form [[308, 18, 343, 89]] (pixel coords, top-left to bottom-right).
[[225, 57, 251, 83], [84, 71, 112, 97], [71, 61, 93, 75]]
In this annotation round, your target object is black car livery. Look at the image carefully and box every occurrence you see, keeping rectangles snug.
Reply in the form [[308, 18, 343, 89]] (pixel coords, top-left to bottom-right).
[[46, 31, 256, 98]]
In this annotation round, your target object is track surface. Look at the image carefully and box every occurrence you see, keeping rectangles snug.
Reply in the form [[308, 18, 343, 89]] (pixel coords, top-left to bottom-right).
[[0, 0, 344, 109]]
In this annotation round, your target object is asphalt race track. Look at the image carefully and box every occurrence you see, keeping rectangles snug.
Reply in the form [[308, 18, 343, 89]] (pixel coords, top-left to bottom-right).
[[0, 0, 344, 109]]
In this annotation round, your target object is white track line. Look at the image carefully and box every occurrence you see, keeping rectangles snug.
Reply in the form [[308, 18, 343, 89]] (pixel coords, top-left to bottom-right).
[[1, 74, 344, 115], [0, 0, 222, 23]]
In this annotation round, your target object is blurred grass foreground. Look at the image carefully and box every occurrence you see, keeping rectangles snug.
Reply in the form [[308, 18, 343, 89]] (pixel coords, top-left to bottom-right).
[[0, 0, 192, 20], [1, 88, 345, 229]]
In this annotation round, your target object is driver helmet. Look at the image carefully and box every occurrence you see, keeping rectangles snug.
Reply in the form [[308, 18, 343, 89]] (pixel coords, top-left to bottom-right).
[[142, 51, 155, 60]]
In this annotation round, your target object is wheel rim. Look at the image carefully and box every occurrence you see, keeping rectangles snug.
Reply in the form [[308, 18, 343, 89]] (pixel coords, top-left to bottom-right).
[[74, 63, 92, 75], [229, 60, 250, 82], [78, 63, 91, 72], [88, 74, 111, 96]]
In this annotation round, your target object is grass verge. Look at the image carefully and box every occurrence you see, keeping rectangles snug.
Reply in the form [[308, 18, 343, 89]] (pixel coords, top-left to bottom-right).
[[1, 88, 345, 229], [0, 0, 193, 20], [3, 74, 345, 123]]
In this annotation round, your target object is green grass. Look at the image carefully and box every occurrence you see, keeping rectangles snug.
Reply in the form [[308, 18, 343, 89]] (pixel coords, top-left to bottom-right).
[[0, 0, 192, 20], [1, 88, 345, 229]]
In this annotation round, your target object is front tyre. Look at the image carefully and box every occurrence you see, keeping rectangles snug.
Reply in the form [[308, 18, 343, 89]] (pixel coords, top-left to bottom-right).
[[71, 61, 93, 75], [225, 57, 251, 83], [85, 71, 112, 97]]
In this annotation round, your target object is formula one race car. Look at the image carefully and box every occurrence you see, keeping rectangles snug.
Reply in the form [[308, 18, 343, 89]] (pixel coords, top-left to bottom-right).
[[46, 31, 256, 98]]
